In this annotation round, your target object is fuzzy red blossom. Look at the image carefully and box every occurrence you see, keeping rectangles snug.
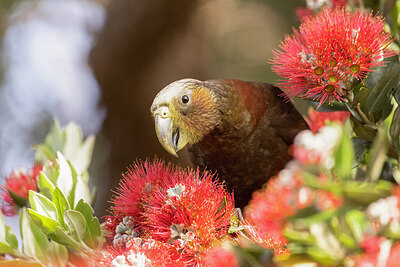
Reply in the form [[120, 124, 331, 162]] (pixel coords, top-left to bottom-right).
[[294, 186, 315, 209], [0, 165, 42, 216], [353, 239, 400, 267], [296, 0, 346, 21], [360, 236, 382, 255], [306, 108, 350, 133], [241, 220, 290, 256], [243, 178, 295, 254], [272, 8, 395, 107], [107, 158, 235, 266], [243, 157, 345, 255], [387, 242, 400, 267], [393, 185, 400, 210], [352, 236, 383, 266], [292, 126, 342, 167], [295, 7, 314, 21], [315, 190, 343, 210], [101, 239, 176, 267], [200, 243, 238, 267], [141, 171, 235, 265], [108, 159, 175, 231], [352, 251, 378, 266]]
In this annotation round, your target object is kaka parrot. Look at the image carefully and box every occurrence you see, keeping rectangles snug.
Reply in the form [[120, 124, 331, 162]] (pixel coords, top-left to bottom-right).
[[151, 79, 308, 208]]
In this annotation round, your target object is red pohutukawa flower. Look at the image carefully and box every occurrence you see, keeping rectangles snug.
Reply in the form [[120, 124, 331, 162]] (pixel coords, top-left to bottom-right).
[[106, 158, 235, 266], [306, 108, 350, 133], [272, 8, 395, 107], [0, 165, 42, 216], [242, 177, 295, 255], [351, 237, 400, 267], [296, 0, 346, 21], [101, 239, 176, 267], [200, 243, 238, 267]]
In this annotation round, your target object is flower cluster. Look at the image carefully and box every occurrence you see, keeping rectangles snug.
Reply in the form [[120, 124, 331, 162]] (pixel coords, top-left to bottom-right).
[[350, 237, 400, 266], [0, 165, 42, 216], [101, 239, 172, 267], [305, 108, 350, 133], [272, 8, 395, 107], [104, 158, 236, 266], [200, 243, 238, 267], [296, 0, 346, 21], [292, 125, 342, 167], [243, 123, 344, 255]]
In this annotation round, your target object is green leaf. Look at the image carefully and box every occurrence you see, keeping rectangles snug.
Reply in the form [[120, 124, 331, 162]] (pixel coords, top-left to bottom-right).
[[350, 115, 376, 141], [74, 200, 102, 248], [74, 175, 92, 206], [384, 216, 400, 238], [20, 208, 49, 264], [63, 123, 84, 159], [62, 123, 95, 175], [306, 247, 337, 265], [0, 212, 5, 241], [37, 172, 56, 200], [45, 121, 65, 157], [365, 63, 400, 122], [0, 242, 17, 255], [0, 212, 18, 254], [29, 190, 58, 221], [382, 100, 395, 122], [309, 222, 345, 261], [56, 152, 77, 208], [45, 241, 68, 267], [33, 144, 56, 164], [292, 209, 340, 228], [8, 189, 27, 207], [284, 228, 314, 244], [391, 0, 400, 38], [74, 135, 95, 174], [74, 199, 94, 222], [49, 226, 81, 249], [395, 84, 400, 105], [334, 129, 354, 179], [366, 127, 388, 181], [353, 87, 370, 113], [41, 161, 60, 185], [308, 100, 348, 112], [28, 208, 62, 235], [390, 106, 400, 151], [352, 138, 370, 166], [0, 213, 19, 256], [52, 188, 70, 228], [337, 233, 356, 248], [85, 217, 103, 249], [5, 225, 18, 251], [228, 225, 244, 234], [64, 210, 86, 242], [345, 210, 367, 242], [342, 180, 392, 206], [34, 121, 65, 163]]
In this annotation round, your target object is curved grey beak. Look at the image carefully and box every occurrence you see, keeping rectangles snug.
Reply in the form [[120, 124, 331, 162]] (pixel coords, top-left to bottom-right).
[[155, 114, 179, 157]]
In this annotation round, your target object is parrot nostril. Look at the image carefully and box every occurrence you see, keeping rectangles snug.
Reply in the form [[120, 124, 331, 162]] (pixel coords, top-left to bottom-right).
[[156, 106, 170, 118]]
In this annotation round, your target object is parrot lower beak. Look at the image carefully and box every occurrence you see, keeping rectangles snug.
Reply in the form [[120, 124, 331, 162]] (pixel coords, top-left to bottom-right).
[[154, 107, 191, 157], [155, 114, 179, 157]]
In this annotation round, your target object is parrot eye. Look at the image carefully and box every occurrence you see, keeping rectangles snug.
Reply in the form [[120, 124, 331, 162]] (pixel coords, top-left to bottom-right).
[[181, 95, 190, 104]]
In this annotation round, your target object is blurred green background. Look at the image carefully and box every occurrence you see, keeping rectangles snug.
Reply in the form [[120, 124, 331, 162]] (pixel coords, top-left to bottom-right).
[[0, 0, 301, 216]]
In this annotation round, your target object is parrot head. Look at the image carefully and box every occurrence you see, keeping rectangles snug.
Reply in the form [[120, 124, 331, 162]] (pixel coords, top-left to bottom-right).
[[151, 79, 221, 156]]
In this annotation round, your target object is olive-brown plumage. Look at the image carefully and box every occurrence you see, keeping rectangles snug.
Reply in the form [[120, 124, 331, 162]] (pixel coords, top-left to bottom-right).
[[151, 79, 308, 208]]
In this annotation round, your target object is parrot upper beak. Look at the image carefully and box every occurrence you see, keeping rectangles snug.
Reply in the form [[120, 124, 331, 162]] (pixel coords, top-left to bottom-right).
[[154, 107, 189, 157]]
